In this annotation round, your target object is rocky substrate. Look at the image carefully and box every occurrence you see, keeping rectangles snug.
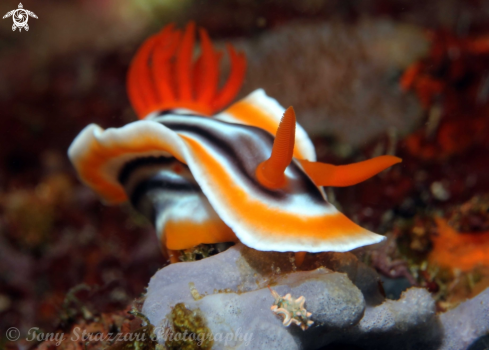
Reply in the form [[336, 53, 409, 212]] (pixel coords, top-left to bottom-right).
[[142, 244, 489, 349]]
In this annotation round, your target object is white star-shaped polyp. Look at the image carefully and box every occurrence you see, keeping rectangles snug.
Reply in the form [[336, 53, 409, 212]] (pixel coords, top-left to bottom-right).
[[269, 288, 314, 331]]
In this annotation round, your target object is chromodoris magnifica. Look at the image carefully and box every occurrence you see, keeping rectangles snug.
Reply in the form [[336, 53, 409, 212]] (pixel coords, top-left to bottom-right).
[[68, 23, 401, 263]]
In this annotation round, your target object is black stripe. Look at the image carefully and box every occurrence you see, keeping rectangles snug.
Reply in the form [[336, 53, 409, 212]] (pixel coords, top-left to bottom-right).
[[161, 118, 325, 204], [156, 109, 175, 115], [155, 110, 201, 117], [130, 176, 201, 209], [118, 156, 176, 185], [163, 121, 284, 199]]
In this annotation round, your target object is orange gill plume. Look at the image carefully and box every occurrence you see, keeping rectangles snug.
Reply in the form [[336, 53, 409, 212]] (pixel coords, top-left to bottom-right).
[[127, 22, 247, 118]]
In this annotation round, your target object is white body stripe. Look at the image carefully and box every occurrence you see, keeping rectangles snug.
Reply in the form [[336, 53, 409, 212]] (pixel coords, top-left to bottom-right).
[[214, 89, 316, 162], [68, 90, 385, 253]]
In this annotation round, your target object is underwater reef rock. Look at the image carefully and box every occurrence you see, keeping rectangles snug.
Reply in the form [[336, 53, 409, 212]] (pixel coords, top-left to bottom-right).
[[439, 287, 489, 350], [142, 244, 444, 349], [222, 19, 427, 148], [333, 287, 441, 349]]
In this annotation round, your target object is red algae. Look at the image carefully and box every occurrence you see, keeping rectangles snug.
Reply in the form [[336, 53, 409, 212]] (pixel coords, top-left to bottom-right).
[[401, 30, 489, 160], [429, 217, 489, 272]]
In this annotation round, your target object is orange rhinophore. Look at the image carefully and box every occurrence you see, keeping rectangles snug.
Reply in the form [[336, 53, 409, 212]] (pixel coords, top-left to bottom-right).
[[256, 106, 296, 189]]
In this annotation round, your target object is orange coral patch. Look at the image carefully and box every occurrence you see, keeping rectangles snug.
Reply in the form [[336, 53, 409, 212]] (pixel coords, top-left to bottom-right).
[[429, 217, 489, 271]]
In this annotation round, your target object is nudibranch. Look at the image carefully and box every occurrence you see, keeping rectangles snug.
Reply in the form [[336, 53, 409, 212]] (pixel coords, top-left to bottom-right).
[[68, 23, 401, 262]]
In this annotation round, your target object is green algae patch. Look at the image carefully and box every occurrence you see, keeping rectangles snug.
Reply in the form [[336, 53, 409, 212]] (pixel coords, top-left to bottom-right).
[[178, 243, 235, 262], [165, 303, 213, 350], [105, 325, 157, 350]]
